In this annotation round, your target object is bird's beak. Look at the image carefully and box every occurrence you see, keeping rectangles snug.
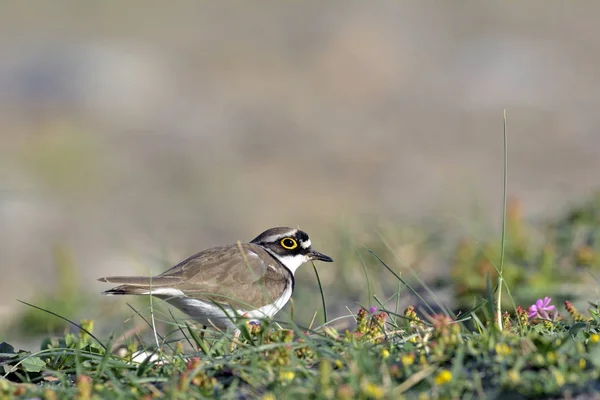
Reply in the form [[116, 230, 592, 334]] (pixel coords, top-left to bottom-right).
[[308, 249, 333, 262]]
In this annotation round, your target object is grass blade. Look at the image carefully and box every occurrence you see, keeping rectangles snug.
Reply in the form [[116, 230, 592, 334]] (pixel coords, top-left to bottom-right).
[[17, 300, 106, 351], [496, 109, 508, 329], [96, 333, 115, 377], [185, 322, 211, 357], [364, 247, 435, 315], [311, 260, 328, 324]]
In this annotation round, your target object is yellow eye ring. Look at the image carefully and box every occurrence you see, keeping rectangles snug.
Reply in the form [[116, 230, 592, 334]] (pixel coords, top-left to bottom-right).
[[280, 237, 298, 250]]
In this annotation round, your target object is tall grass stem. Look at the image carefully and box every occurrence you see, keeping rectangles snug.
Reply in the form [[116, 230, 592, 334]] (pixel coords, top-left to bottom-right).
[[496, 110, 508, 330]]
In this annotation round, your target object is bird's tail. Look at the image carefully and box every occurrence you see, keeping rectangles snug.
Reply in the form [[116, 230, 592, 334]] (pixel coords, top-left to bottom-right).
[[98, 276, 182, 296]]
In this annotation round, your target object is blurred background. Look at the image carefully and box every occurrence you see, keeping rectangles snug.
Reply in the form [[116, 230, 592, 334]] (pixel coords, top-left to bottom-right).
[[2, 1, 600, 346]]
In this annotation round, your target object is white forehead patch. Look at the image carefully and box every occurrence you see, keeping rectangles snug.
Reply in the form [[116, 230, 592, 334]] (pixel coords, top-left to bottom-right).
[[263, 229, 298, 243], [301, 239, 312, 249]]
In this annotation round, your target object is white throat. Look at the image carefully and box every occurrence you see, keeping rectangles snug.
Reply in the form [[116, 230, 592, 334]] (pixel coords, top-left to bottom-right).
[[267, 252, 309, 275]]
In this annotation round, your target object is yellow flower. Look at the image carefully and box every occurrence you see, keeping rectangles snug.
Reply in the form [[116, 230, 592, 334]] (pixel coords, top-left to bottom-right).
[[533, 354, 545, 366], [0, 378, 12, 392], [551, 369, 565, 387], [175, 341, 184, 355], [278, 370, 295, 382], [580, 358, 587, 369], [401, 353, 415, 366], [363, 382, 384, 399], [434, 369, 452, 385], [495, 343, 511, 357], [43, 389, 57, 400], [507, 369, 520, 384], [381, 349, 390, 360], [262, 394, 276, 400], [546, 351, 557, 364], [590, 334, 600, 344]]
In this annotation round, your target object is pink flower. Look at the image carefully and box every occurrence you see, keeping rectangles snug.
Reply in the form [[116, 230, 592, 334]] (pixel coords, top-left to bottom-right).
[[369, 306, 377, 314], [528, 297, 556, 320]]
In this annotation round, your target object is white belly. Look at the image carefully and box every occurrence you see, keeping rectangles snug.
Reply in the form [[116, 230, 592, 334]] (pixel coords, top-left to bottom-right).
[[244, 284, 293, 320], [157, 284, 293, 330], [165, 296, 239, 330]]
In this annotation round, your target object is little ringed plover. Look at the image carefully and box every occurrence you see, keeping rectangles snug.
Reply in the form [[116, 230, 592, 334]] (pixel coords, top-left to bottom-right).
[[98, 227, 333, 330]]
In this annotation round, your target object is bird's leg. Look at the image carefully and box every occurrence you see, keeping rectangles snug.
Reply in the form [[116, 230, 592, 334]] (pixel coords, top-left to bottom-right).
[[229, 329, 241, 353], [191, 325, 208, 353], [228, 312, 248, 352]]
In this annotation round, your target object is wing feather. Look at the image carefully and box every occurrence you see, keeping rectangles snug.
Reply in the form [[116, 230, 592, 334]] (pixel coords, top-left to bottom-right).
[[98, 243, 289, 309], [98, 276, 183, 286]]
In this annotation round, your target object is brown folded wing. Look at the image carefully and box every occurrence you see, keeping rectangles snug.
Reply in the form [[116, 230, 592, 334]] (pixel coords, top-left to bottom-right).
[[99, 243, 289, 310]]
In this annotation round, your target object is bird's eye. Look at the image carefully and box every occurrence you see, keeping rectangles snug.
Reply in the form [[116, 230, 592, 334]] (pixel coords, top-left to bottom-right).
[[280, 237, 298, 250]]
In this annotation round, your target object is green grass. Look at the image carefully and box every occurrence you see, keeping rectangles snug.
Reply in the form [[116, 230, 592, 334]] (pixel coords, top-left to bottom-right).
[[3, 295, 600, 399], [5, 186, 600, 397]]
